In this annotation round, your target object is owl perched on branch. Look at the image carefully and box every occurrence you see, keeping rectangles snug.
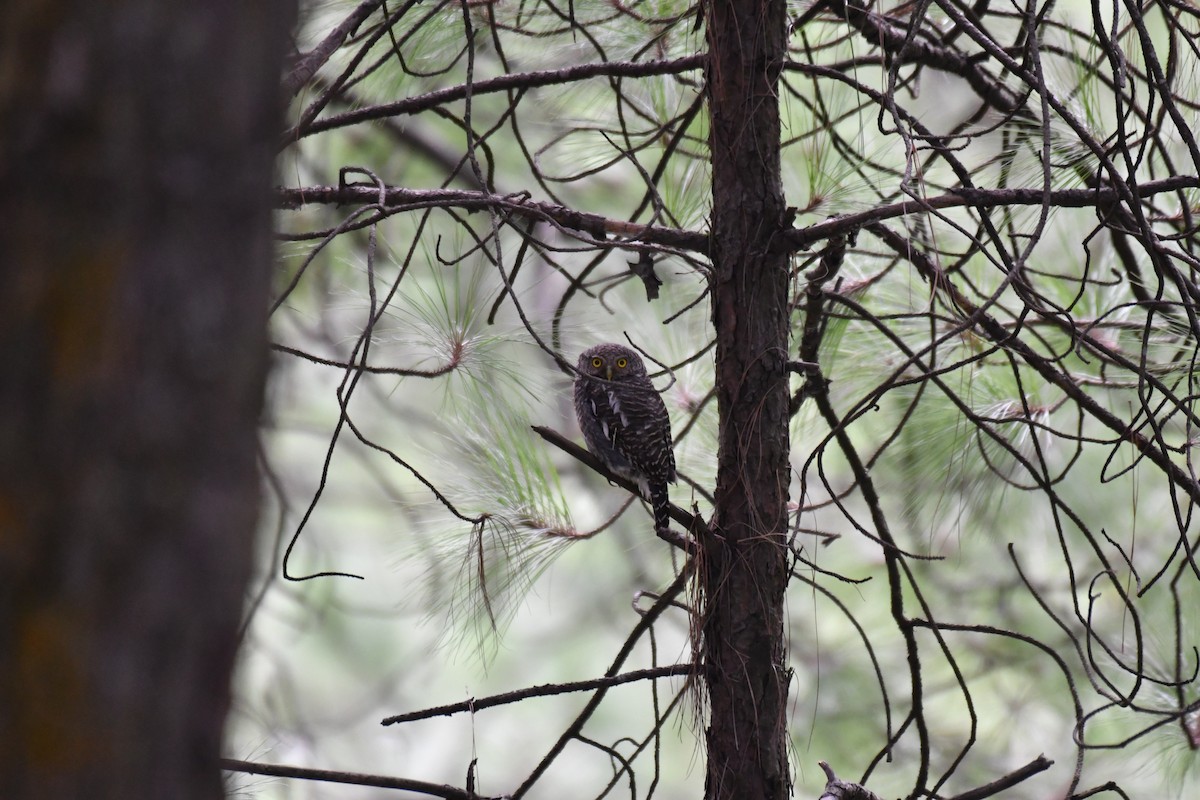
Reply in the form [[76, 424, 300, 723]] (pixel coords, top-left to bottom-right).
[[573, 343, 676, 531]]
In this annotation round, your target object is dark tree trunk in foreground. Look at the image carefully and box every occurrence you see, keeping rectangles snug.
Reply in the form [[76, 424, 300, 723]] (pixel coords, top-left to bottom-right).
[[0, 2, 294, 797], [703, 0, 792, 798]]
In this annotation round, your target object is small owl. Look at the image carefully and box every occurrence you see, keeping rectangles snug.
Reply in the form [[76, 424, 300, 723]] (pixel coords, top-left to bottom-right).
[[573, 343, 676, 530]]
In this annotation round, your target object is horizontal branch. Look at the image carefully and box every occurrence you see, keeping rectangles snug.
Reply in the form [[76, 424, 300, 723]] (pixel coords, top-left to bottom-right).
[[271, 342, 461, 377], [220, 758, 500, 800], [283, 54, 706, 143], [276, 184, 709, 254], [278, 175, 1200, 257], [381, 663, 692, 725], [782, 175, 1200, 250]]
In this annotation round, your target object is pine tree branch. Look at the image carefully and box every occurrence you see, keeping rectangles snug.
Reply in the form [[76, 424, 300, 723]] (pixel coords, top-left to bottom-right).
[[221, 758, 500, 800], [945, 754, 1053, 800], [820, 0, 1026, 115], [510, 563, 694, 799], [381, 664, 692, 725], [283, 54, 707, 143], [277, 184, 709, 254], [284, 0, 386, 96], [530, 424, 703, 550], [276, 176, 1200, 257], [868, 221, 1200, 507]]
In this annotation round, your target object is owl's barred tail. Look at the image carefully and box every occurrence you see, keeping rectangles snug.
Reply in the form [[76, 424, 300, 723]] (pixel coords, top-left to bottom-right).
[[650, 482, 671, 531]]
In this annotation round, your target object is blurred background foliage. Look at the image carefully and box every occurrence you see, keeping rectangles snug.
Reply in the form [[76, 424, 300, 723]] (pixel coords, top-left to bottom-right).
[[229, 0, 1200, 796]]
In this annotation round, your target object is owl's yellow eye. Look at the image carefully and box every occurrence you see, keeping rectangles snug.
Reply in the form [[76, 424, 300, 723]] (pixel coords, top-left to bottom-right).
[[616, 357, 628, 368], [591, 357, 603, 369]]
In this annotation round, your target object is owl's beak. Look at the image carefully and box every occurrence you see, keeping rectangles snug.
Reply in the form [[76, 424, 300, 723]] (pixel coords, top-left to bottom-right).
[[604, 366, 612, 381]]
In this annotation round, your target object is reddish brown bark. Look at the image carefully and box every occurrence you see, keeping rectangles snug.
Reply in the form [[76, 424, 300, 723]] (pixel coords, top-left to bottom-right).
[[703, 0, 792, 798], [0, 1, 294, 796]]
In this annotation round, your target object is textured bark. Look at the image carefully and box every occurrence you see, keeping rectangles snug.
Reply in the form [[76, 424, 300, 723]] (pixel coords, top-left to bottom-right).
[[0, 1, 294, 797], [703, 0, 792, 798]]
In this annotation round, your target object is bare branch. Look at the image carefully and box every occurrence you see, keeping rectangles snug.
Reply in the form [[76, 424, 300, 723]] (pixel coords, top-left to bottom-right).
[[221, 759, 502, 800], [381, 664, 692, 725]]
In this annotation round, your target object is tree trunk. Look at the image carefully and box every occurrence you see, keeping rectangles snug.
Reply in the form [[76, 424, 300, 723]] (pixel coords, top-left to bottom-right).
[[0, 2, 294, 797], [703, 0, 792, 798]]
